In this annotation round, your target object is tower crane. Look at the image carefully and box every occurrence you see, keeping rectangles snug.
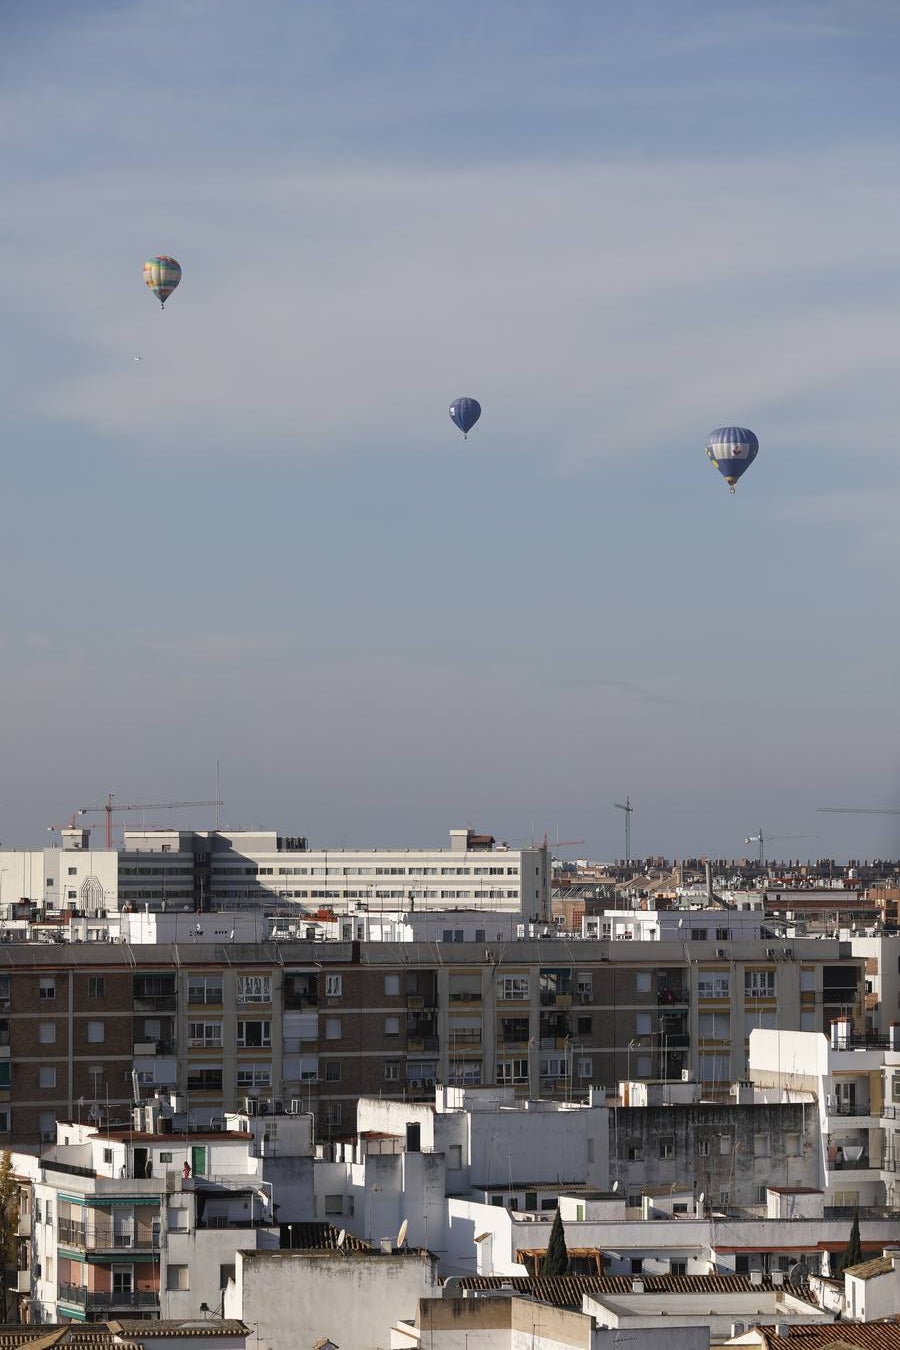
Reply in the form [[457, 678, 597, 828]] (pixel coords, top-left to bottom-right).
[[78, 794, 224, 849], [614, 797, 634, 863], [744, 829, 818, 865], [816, 807, 900, 814]]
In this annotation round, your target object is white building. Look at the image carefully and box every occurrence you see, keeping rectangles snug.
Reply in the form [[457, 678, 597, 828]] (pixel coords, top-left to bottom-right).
[[748, 1024, 900, 1208]]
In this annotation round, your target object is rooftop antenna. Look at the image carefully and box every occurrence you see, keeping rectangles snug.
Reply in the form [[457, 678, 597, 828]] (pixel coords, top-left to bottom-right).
[[614, 797, 634, 863]]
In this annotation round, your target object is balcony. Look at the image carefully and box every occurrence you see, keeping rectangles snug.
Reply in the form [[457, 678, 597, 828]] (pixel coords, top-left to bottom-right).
[[58, 1284, 160, 1312], [448, 991, 481, 1004], [58, 1219, 160, 1252], [658, 987, 688, 1005], [133, 994, 177, 1013]]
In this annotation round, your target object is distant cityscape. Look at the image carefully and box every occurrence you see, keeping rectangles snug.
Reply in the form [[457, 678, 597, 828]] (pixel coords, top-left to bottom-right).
[[0, 817, 895, 1346]]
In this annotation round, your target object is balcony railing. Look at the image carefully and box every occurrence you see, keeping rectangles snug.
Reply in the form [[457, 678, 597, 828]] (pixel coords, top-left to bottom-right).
[[133, 994, 177, 1012], [58, 1219, 160, 1251]]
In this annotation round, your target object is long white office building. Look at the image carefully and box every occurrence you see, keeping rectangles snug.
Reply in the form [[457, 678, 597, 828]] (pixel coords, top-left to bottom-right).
[[1, 826, 550, 922]]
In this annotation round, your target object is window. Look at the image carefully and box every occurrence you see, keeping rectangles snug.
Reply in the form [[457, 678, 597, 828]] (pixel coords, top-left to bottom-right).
[[631, 1258, 643, 1275], [785, 1132, 801, 1157], [39, 978, 55, 1000], [88, 977, 105, 998], [236, 1063, 271, 1088], [384, 974, 400, 996], [67, 867, 77, 877], [577, 1057, 593, 1080], [188, 1021, 222, 1047], [698, 972, 730, 998], [627, 1141, 643, 1161], [325, 974, 342, 998], [87, 1021, 105, 1044], [635, 972, 651, 993], [219, 1263, 236, 1289], [756, 1185, 768, 1203], [754, 1133, 770, 1157], [186, 1066, 223, 1092], [326, 1103, 342, 1127], [715, 928, 729, 941], [39, 1066, 56, 1089], [577, 1015, 592, 1035], [691, 928, 708, 941], [39, 1023, 56, 1045], [745, 970, 776, 998], [635, 1012, 652, 1036], [237, 1020, 271, 1048], [325, 1061, 341, 1082], [237, 974, 271, 1003], [160, 1151, 173, 1163], [498, 975, 529, 1001], [659, 1136, 674, 1159], [187, 976, 223, 1005], [325, 1018, 341, 1040], [385, 1061, 401, 1081], [698, 1138, 710, 1157], [671, 1261, 687, 1276], [448, 1144, 463, 1169], [719, 1135, 732, 1155], [167, 1265, 189, 1291], [324, 1195, 344, 1214], [384, 1016, 400, 1037], [698, 1011, 730, 1038], [112, 1266, 133, 1294]]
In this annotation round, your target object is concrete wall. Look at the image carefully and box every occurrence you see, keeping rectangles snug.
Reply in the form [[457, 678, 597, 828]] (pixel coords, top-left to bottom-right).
[[225, 1248, 440, 1350]]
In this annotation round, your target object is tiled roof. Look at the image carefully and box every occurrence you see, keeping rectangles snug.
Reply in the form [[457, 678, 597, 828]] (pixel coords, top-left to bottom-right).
[[765, 1329, 900, 1350], [844, 1257, 895, 1281], [452, 1274, 809, 1308], [110, 1324, 247, 1339], [279, 1222, 372, 1252]]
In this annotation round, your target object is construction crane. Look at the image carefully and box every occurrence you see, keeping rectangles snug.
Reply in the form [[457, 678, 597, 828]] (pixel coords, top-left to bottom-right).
[[614, 797, 634, 863], [744, 829, 818, 865], [816, 807, 900, 814], [78, 794, 224, 849]]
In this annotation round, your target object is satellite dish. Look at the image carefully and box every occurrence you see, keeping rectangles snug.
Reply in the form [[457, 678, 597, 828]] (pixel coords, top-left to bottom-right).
[[788, 1261, 809, 1287], [397, 1218, 409, 1249], [336, 1229, 346, 1249], [611, 1180, 619, 1192], [698, 1191, 705, 1208]]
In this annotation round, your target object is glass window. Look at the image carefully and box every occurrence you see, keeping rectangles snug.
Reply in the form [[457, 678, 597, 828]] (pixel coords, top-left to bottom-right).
[[39, 978, 55, 1000], [384, 974, 400, 996], [87, 1021, 105, 1044], [39, 1023, 56, 1045], [39, 1066, 56, 1088], [88, 977, 105, 998]]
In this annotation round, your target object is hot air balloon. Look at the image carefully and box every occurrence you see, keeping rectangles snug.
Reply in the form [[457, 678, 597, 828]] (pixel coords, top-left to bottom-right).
[[706, 426, 758, 492], [449, 396, 481, 439], [143, 256, 182, 308]]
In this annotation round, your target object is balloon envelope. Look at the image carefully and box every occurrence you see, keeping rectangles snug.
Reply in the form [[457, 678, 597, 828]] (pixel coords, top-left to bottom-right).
[[706, 426, 758, 489], [143, 256, 182, 307], [449, 397, 481, 437]]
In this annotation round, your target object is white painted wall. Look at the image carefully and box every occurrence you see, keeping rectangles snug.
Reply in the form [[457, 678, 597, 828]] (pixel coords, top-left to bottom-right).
[[224, 1249, 440, 1350]]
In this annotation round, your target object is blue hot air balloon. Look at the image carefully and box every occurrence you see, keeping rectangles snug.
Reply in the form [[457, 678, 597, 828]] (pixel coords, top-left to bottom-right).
[[706, 426, 759, 492], [449, 396, 481, 439]]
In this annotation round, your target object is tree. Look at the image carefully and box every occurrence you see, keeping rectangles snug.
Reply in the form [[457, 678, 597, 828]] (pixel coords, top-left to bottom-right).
[[840, 1211, 862, 1273], [542, 1208, 569, 1278], [0, 1151, 19, 1321]]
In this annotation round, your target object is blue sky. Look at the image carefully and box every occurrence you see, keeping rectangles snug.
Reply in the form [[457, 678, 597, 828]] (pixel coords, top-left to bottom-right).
[[4, 1, 900, 861]]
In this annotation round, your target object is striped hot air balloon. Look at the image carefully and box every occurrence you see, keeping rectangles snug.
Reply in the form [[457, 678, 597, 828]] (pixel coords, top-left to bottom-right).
[[143, 256, 182, 308], [706, 426, 759, 492], [449, 396, 481, 439]]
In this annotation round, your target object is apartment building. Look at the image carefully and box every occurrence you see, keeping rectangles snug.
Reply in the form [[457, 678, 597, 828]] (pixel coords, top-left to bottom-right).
[[0, 937, 863, 1146]]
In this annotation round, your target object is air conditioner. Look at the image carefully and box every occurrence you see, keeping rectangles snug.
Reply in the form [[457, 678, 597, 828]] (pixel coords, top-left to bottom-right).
[[716, 948, 727, 959], [766, 947, 777, 958], [425, 1077, 436, 1087], [409, 1079, 421, 1090], [681, 1069, 691, 1082]]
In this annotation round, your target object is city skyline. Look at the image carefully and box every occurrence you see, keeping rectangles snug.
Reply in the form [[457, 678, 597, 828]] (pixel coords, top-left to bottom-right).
[[5, 3, 900, 860]]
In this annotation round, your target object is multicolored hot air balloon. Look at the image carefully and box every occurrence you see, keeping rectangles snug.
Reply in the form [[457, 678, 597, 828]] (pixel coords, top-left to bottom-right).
[[706, 426, 759, 492], [143, 256, 182, 308], [449, 396, 481, 439]]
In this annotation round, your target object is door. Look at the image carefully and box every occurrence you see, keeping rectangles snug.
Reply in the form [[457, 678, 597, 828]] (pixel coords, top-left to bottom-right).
[[191, 1145, 207, 1177]]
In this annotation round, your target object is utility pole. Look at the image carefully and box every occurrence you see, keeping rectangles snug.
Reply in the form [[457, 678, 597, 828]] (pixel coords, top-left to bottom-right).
[[614, 797, 634, 863]]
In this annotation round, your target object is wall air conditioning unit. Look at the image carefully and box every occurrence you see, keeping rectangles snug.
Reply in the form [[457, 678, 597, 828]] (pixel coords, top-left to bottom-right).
[[425, 1078, 436, 1088], [716, 948, 728, 959], [681, 1069, 691, 1082], [409, 1080, 421, 1090]]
